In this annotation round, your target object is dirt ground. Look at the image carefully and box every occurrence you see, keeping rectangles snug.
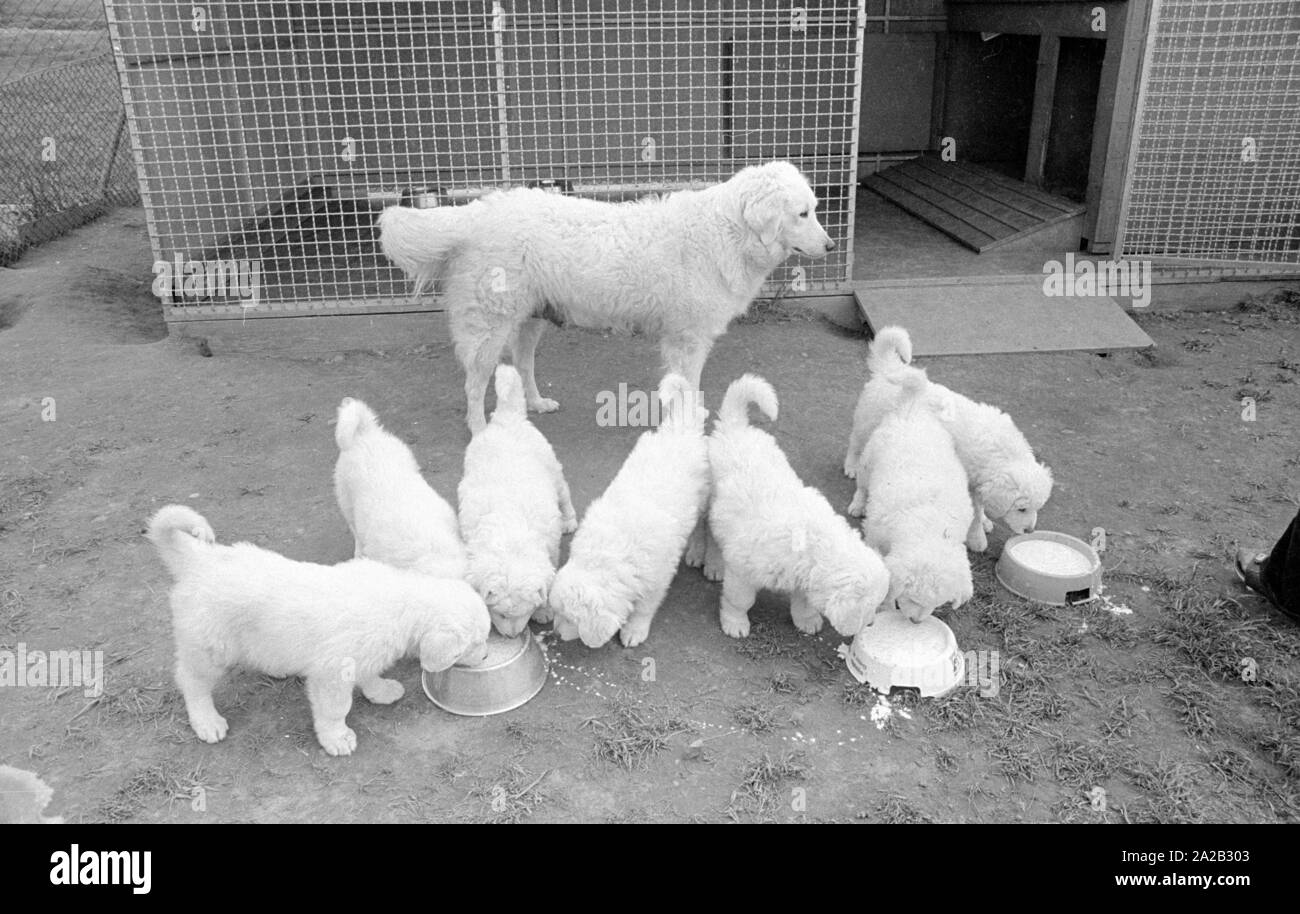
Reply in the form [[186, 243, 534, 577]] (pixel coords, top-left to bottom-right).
[[2, 207, 1299, 823]]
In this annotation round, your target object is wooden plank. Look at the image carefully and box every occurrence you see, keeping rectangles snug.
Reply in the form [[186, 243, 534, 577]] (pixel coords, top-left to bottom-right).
[[879, 171, 1019, 239], [900, 164, 1038, 231], [853, 275, 1154, 356], [863, 175, 999, 250], [944, 160, 1082, 215], [1025, 34, 1061, 186], [1088, 0, 1151, 251], [908, 156, 1080, 220]]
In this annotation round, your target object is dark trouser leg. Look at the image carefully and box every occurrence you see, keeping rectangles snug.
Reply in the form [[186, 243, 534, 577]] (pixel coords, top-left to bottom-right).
[[1261, 508, 1300, 617]]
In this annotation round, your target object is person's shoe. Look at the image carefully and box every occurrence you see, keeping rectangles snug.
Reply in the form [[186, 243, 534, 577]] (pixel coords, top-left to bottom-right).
[[1235, 548, 1296, 621]]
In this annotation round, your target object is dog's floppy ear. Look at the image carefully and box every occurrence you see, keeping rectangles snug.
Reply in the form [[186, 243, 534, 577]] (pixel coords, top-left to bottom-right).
[[419, 622, 471, 673], [741, 173, 786, 247], [977, 473, 1018, 520]]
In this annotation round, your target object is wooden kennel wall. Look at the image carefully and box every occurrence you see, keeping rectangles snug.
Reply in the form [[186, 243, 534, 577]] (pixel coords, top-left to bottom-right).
[[102, 1, 868, 320]]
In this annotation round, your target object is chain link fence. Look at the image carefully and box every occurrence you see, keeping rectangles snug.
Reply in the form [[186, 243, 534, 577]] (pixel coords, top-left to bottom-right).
[[0, 0, 139, 264]]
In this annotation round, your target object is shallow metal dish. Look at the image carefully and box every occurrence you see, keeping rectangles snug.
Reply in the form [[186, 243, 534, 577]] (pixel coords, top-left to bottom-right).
[[422, 630, 548, 716]]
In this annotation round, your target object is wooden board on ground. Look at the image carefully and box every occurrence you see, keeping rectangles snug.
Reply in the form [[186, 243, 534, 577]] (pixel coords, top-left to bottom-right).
[[853, 274, 1154, 355], [862, 155, 1085, 253]]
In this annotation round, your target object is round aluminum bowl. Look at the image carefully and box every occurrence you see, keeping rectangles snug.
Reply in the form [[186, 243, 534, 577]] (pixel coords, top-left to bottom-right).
[[996, 531, 1102, 606], [422, 630, 548, 717], [846, 609, 964, 698]]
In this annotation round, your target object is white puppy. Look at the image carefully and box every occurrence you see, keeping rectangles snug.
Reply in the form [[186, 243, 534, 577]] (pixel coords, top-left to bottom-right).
[[459, 365, 577, 636], [146, 505, 490, 757], [706, 374, 890, 639], [334, 397, 466, 579], [378, 161, 836, 432], [843, 326, 1054, 550], [549, 374, 710, 649], [848, 365, 975, 622]]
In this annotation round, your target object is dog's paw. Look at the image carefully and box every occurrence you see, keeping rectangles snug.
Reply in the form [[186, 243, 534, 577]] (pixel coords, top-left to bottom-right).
[[966, 528, 988, 552], [528, 397, 560, 414], [982, 514, 994, 533], [843, 461, 858, 479], [189, 712, 229, 744], [618, 617, 652, 648], [719, 610, 750, 639], [561, 512, 578, 534], [362, 677, 405, 705], [791, 611, 824, 635], [318, 726, 358, 757], [684, 539, 705, 568]]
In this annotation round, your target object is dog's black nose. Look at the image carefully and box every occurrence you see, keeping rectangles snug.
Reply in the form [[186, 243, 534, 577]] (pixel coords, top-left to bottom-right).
[[825, 239, 836, 251]]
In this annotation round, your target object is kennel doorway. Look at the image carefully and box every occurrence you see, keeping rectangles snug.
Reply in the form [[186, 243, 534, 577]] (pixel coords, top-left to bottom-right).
[[102, 1, 868, 320], [1115, 0, 1300, 267]]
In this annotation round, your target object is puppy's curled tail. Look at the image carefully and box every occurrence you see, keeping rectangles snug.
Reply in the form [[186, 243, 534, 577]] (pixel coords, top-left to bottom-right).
[[146, 505, 215, 581], [492, 365, 527, 419], [334, 397, 379, 450], [377, 204, 472, 293], [718, 374, 778, 428], [866, 326, 914, 381], [657, 373, 705, 430]]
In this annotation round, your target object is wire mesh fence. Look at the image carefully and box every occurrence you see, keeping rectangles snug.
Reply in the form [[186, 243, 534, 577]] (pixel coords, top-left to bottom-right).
[[102, 0, 865, 318], [1117, 0, 1300, 267], [0, 0, 138, 264]]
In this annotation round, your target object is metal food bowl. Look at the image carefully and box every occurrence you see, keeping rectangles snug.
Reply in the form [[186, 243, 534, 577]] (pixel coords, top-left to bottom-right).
[[995, 531, 1102, 606], [422, 630, 548, 716], [846, 609, 965, 698]]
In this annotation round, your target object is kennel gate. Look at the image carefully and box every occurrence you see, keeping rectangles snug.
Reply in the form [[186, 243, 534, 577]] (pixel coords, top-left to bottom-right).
[[1115, 0, 1300, 268], [102, 1, 868, 319]]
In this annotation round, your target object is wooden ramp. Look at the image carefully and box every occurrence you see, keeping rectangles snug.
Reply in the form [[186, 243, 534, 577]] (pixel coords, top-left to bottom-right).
[[853, 275, 1154, 356], [862, 156, 1085, 253]]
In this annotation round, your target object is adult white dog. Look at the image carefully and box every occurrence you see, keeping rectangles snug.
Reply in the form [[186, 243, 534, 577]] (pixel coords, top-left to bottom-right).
[[848, 364, 974, 622], [459, 365, 577, 636], [146, 505, 490, 757], [378, 161, 835, 432], [334, 397, 466, 579], [549, 374, 710, 649], [843, 326, 1053, 551], [705, 374, 890, 639]]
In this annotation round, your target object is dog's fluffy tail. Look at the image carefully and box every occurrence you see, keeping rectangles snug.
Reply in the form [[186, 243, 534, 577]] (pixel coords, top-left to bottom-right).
[[718, 374, 778, 428], [334, 397, 380, 450], [492, 365, 527, 419], [377, 204, 473, 293], [657, 373, 705, 430], [866, 326, 913, 380], [146, 505, 215, 581]]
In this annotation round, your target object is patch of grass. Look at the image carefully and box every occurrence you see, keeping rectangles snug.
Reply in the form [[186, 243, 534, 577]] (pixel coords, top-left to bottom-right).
[[933, 744, 958, 774], [924, 686, 989, 732], [1098, 695, 1138, 742], [468, 764, 551, 824], [727, 751, 807, 818], [1123, 757, 1206, 823], [731, 619, 798, 660], [1163, 668, 1220, 740], [873, 795, 933, 823], [1048, 736, 1118, 791], [732, 701, 782, 735], [988, 732, 1038, 785], [584, 695, 693, 770], [95, 759, 209, 822], [0, 470, 52, 531], [767, 671, 798, 695], [1255, 727, 1300, 781], [1206, 747, 1256, 785]]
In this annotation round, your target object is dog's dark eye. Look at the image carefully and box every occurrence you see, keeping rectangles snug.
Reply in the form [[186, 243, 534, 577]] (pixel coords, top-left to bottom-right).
[[799, 210, 809, 218]]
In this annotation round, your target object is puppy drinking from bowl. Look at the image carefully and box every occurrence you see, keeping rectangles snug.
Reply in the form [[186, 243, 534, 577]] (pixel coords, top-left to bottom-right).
[[459, 365, 577, 636], [549, 373, 710, 648], [146, 505, 490, 757], [848, 363, 974, 623], [704, 374, 891, 639]]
